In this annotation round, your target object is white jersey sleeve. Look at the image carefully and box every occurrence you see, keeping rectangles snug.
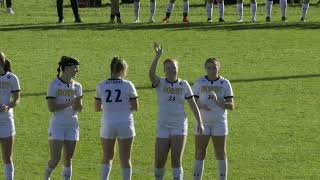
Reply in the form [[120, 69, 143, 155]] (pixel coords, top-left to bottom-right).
[[47, 81, 57, 98], [224, 80, 233, 99], [184, 80, 194, 99], [95, 84, 101, 100], [127, 81, 138, 99], [192, 80, 201, 98], [75, 83, 82, 98], [10, 74, 20, 92]]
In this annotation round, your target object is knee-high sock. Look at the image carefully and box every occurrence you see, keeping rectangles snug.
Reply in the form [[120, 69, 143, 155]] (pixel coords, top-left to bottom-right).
[[134, 0, 140, 19], [101, 164, 112, 180], [280, 0, 287, 17], [62, 166, 72, 180], [183, 0, 189, 16], [44, 165, 54, 180], [266, 0, 272, 17], [218, 2, 224, 18], [206, 2, 213, 19], [193, 160, 204, 180], [150, 0, 156, 18], [237, 2, 243, 19], [251, 2, 257, 20], [218, 159, 227, 180], [70, 0, 80, 20], [166, 2, 174, 13], [155, 168, 165, 180], [122, 168, 132, 180], [301, 2, 309, 18], [4, 163, 14, 180], [173, 167, 183, 180]]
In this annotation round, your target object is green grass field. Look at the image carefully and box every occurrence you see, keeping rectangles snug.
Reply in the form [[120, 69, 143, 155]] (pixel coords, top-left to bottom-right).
[[0, 0, 320, 179]]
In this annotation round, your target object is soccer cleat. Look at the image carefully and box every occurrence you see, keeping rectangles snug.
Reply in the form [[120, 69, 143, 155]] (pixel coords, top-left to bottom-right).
[[74, 18, 82, 23], [149, 17, 156, 23], [6, 8, 14, 14], [207, 18, 212, 23], [251, 17, 257, 22], [281, 16, 287, 22], [183, 16, 190, 23], [162, 16, 170, 23], [266, 16, 271, 22], [109, 19, 115, 24], [218, 18, 225, 22], [134, 18, 140, 23], [300, 17, 305, 22], [57, 19, 64, 24], [236, 18, 243, 23]]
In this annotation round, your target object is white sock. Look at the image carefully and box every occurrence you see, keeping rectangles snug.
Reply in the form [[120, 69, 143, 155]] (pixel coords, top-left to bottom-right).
[[44, 165, 54, 180], [218, 159, 227, 180], [154, 168, 165, 180], [4, 163, 14, 180], [206, 2, 213, 19], [183, 0, 189, 15], [280, 0, 287, 17], [266, 0, 272, 17], [166, 2, 174, 13], [101, 164, 112, 180], [172, 167, 183, 180], [218, 3, 224, 19], [237, 3, 243, 19], [134, 0, 140, 20], [62, 166, 72, 180], [150, 0, 156, 18], [301, 3, 309, 18], [251, 2, 257, 20], [193, 160, 204, 180], [122, 168, 132, 180]]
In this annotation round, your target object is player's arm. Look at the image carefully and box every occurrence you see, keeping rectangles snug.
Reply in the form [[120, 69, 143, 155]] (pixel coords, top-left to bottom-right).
[[216, 97, 234, 110], [47, 98, 73, 112], [94, 98, 102, 112], [130, 98, 139, 112], [187, 97, 204, 134], [149, 42, 162, 87], [0, 91, 21, 112], [72, 96, 83, 112]]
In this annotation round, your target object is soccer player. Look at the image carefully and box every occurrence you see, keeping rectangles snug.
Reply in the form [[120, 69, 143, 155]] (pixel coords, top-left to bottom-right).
[[205, 0, 226, 22], [162, 0, 190, 23], [300, 0, 309, 22], [236, 0, 257, 22], [133, 0, 157, 23], [0, 52, 20, 180], [110, 0, 122, 24], [56, 0, 82, 23], [192, 58, 234, 180], [266, 0, 287, 22], [149, 42, 204, 180], [4, 0, 14, 14], [95, 56, 139, 180], [44, 56, 82, 180]]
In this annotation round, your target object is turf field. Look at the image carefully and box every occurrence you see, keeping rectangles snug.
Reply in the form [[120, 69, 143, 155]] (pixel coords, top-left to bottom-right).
[[0, 0, 319, 179]]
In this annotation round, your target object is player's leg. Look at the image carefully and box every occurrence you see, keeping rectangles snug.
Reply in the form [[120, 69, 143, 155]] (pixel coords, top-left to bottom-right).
[[134, 0, 141, 23], [45, 140, 64, 180], [170, 135, 186, 180], [101, 138, 116, 180], [206, 0, 214, 22], [62, 140, 77, 180], [154, 137, 171, 180], [57, 0, 64, 23], [300, 0, 309, 22], [182, 0, 190, 23], [118, 137, 134, 180], [70, 0, 82, 23], [150, 0, 156, 22], [217, 0, 225, 22], [163, 0, 176, 23], [280, 0, 287, 21], [212, 136, 227, 180], [110, 0, 121, 23], [5, 0, 14, 14], [193, 135, 210, 180], [1, 137, 14, 180], [250, 0, 257, 22], [266, 0, 273, 22], [236, 0, 244, 22]]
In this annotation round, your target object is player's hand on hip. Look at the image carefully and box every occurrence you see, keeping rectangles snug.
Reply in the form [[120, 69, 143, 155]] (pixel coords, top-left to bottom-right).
[[0, 105, 9, 112]]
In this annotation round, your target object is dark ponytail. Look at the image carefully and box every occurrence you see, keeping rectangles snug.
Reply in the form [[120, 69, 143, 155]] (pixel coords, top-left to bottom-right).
[[56, 64, 61, 78], [4, 59, 12, 72], [56, 56, 80, 78]]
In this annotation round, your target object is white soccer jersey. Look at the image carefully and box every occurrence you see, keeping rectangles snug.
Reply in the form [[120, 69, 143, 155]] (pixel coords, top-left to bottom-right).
[[193, 76, 233, 125], [0, 72, 20, 121], [95, 79, 138, 124], [153, 77, 194, 129], [46, 78, 82, 128]]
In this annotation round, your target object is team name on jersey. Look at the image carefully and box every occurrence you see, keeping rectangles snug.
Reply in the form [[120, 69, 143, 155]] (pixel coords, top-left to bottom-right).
[[200, 85, 223, 94], [57, 89, 76, 97], [162, 86, 183, 95], [0, 81, 10, 90], [106, 80, 123, 84]]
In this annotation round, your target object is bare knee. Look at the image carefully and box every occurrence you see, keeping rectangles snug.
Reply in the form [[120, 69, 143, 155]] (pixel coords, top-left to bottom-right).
[[171, 156, 182, 167]]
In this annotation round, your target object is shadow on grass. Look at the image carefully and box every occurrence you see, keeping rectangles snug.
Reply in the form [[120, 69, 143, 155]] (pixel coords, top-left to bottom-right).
[[21, 73, 320, 97], [0, 20, 320, 32]]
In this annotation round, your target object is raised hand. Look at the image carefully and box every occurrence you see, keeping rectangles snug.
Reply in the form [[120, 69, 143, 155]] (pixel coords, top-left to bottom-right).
[[153, 42, 163, 56]]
